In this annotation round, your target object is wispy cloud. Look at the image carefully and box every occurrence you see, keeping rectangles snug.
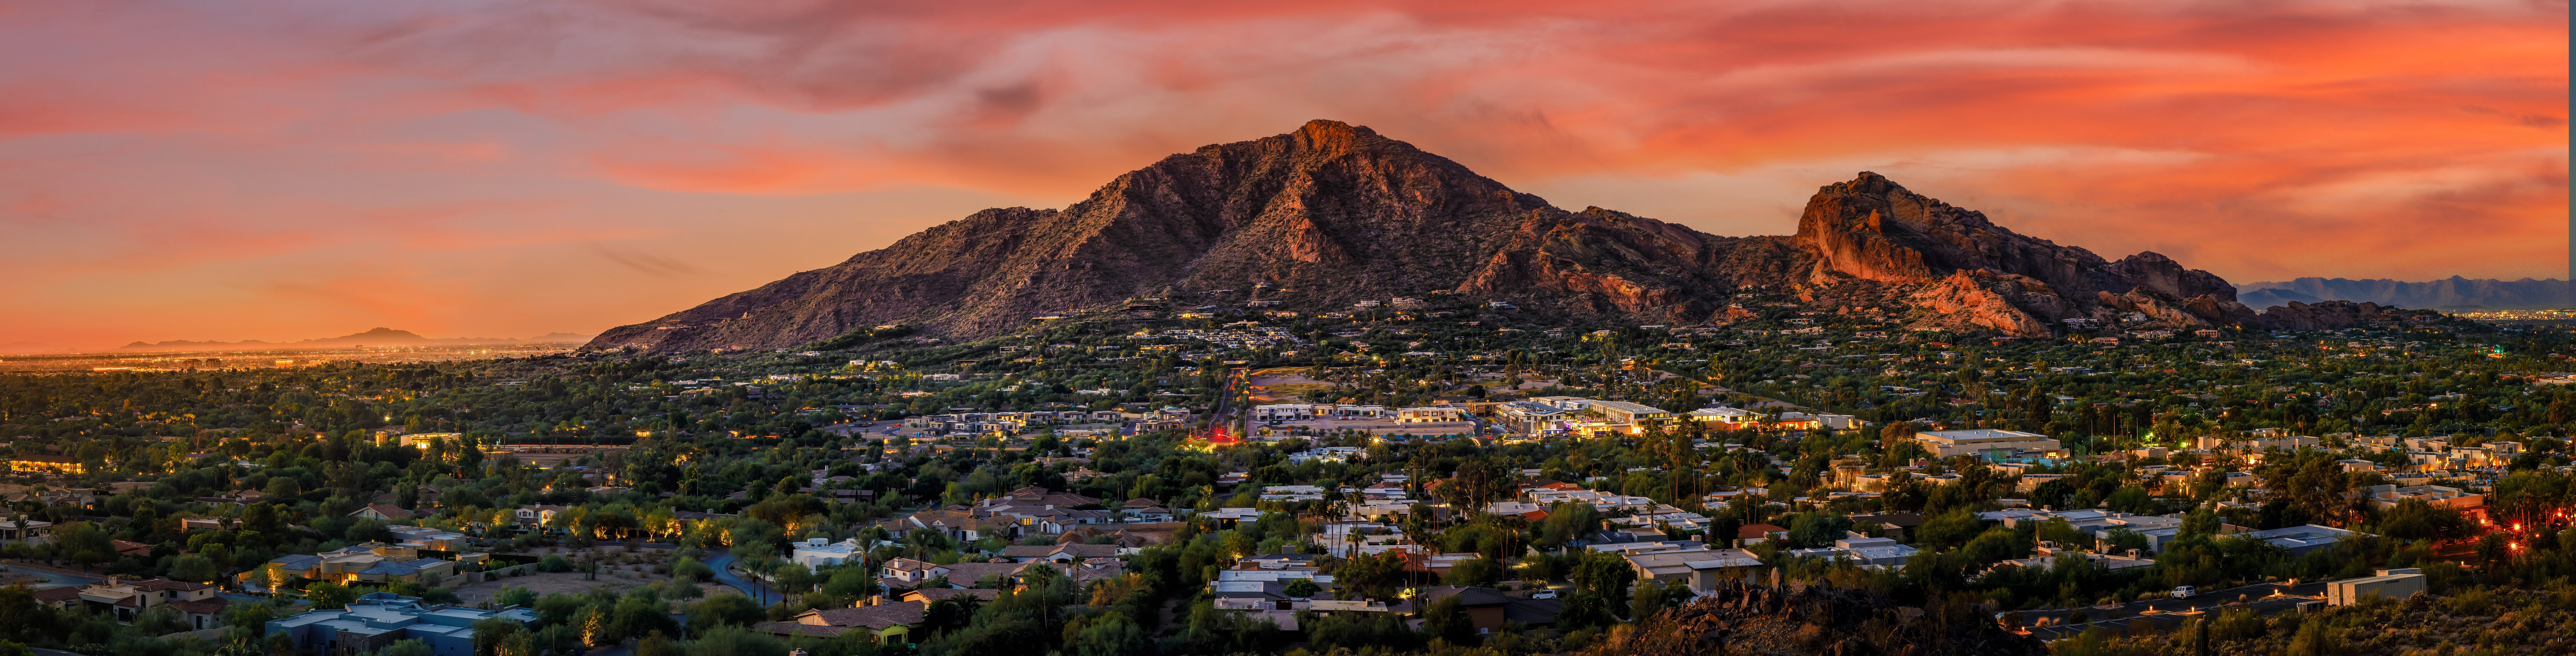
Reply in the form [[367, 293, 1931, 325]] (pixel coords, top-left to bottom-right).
[[0, 0, 2560, 346]]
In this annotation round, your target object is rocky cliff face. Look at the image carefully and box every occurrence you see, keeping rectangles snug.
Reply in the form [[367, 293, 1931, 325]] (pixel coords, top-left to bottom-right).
[[586, 120, 2346, 352]]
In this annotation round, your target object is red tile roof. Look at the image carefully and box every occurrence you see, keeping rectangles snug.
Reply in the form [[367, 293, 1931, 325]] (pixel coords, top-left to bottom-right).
[[793, 600, 926, 630]]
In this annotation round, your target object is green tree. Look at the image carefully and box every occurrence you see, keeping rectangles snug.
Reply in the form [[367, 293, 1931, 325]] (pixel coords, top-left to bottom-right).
[[1063, 613, 1153, 656], [304, 581, 357, 609], [687, 594, 765, 633], [772, 562, 816, 594], [1283, 578, 1321, 599], [1784, 512, 1854, 548], [1419, 594, 1479, 645], [382, 639, 433, 656], [1441, 558, 1500, 588], [1570, 549, 1636, 597], [169, 555, 220, 583], [53, 522, 111, 568]]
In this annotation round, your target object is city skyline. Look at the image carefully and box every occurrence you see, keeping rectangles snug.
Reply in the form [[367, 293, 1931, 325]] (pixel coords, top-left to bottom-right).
[[0, 0, 2565, 348]]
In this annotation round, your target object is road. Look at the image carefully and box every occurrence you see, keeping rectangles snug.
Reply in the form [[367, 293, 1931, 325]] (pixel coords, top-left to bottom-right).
[[3, 561, 99, 589], [2018, 581, 2327, 641], [700, 553, 781, 606]]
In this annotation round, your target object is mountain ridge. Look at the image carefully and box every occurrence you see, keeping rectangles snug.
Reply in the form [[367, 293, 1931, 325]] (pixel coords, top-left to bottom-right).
[[584, 120, 2378, 352], [2237, 276, 2569, 311]]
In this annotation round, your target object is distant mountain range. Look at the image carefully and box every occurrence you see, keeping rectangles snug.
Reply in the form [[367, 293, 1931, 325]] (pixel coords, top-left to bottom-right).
[[586, 120, 2413, 352], [115, 327, 594, 352], [2238, 277, 2569, 311]]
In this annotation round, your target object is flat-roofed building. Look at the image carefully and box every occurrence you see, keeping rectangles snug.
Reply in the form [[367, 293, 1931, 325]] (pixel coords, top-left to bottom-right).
[[2237, 524, 2366, 557], [2328, 570, 2426, 605], [267, 593, 538, 656], [1912, 429, 2060, 458], [1585, 400, 1674, 428], [7, 455, 83, 475], [1623, 547, 1766, 592]]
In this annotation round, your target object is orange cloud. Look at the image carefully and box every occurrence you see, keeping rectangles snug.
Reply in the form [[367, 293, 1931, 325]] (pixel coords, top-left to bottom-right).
[[0, 0, 2560, 347]]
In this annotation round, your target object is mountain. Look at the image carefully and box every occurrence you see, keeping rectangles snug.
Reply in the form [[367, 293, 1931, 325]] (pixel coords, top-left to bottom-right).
[[585, 120, 2358, 352], [2237, 277, 2570, 311], [118, 328, 594, 351]]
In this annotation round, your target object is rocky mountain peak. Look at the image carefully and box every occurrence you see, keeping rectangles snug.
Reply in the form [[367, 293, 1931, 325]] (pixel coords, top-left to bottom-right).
[[1288, 119, 1378, 152], [583, 121, 2327, 353]]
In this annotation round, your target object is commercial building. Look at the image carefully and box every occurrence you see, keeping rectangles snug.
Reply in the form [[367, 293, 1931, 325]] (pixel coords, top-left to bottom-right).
[[1911, 429, 2062, 458], [6, 455, 83, 475]]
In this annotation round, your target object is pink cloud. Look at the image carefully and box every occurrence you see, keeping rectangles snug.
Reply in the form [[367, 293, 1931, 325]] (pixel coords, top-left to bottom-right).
[[0, 0, 2560, 347]]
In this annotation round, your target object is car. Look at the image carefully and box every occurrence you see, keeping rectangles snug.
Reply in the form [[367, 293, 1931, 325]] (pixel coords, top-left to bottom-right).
[[1530, 589, 1558, 600], [2172, 586, 2196, 599]]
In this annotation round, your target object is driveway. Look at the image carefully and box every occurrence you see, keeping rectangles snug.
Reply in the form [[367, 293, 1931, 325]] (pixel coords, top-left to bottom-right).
[[2019, 581, 2329, 641], [2, 562, 99, 589], [699, 553, 780, 606]]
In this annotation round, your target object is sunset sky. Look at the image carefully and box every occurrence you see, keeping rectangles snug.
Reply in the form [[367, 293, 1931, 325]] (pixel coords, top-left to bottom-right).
[[1, 0, 2565, 349]]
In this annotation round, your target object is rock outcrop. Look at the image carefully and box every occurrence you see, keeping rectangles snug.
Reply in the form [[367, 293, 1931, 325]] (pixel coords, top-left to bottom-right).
[[586, 120, 2297, 352], [1592, 581, 2046, 656]]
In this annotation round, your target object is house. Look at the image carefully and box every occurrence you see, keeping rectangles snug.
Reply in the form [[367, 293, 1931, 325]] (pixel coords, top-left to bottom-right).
[[791, 537, 864, 568], [874, 508, 1019, 543], [239, 554, 325, 593], [0, 518, 52, 541], [878, 558, 949, 589], [514, 505, 569, 528], [754, 602, 927, 644], [999, 543, 1120, 563], [1052, 523, 1188, 550], [1735, 524, 1787, 545], [1782, 535, 1920, 568], [349, 504, 414, 521], [267, 593, 538, 656], [33, 576, 226, 626], [1121, 499, 1177, 523], [2361, 485, 2485, 520], [2236, 524, 2368, 557], [387, 525, 471, 552], [899, 588, 1002, 606], [112, 539, 155, 558], [936, 562, 1042, 589], [1407, 586, 1564, 634], [306, 543, 456, 585], [1622, 548, 1767, 592]]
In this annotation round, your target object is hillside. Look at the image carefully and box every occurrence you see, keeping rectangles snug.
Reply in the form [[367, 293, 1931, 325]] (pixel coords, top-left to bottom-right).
[[587, 120, 2353, 353]]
